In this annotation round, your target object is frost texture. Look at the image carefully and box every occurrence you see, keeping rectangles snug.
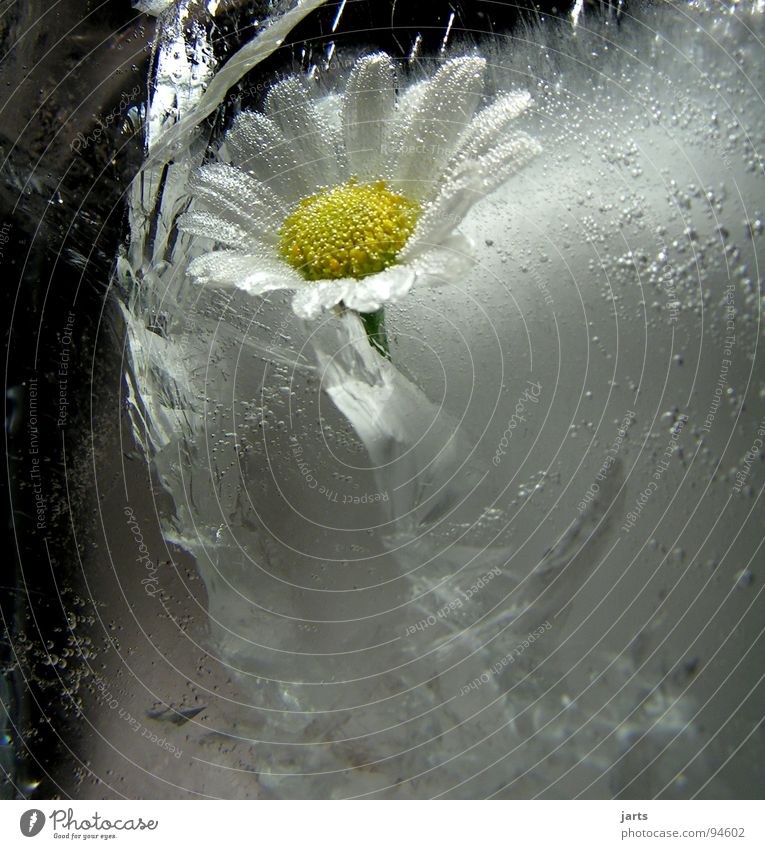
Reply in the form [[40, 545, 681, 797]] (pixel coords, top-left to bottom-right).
[[122, 1, 765, 798]]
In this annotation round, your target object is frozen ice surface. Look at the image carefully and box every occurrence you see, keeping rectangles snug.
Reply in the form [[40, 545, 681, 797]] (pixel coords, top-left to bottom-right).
[[121, 1, 765, 797]]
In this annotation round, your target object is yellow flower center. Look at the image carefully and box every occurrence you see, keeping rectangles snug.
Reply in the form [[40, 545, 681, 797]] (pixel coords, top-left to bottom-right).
[[279, 178, 421, 281]]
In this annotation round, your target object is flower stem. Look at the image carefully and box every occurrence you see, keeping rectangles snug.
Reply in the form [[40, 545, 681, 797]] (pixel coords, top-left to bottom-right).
[[359, 308, 390, 359]]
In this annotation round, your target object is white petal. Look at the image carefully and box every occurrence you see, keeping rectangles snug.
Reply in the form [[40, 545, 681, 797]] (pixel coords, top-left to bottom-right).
[[315, 92, 350, 178], [389, 57, 487, 199], [406, 132, 542, 250], [223, 111, 312, 202], [236, 267, 305, 297], [288, 247, 470, 319], [452, 90, 533, 161], [291, 279, 358, 319], [264, 76, 340, 191], [381, 80, 429, 179], [463, 132, 542, 194], [178, 210, 253, 251], [341, 264, 416, 313], [187, 249, 303, 296], [190, 163, 285, 240], [188, 250, 264, 281], [406, 234, 474, 283], [342, 52, 396, 181], [315, 92, 344, 134]]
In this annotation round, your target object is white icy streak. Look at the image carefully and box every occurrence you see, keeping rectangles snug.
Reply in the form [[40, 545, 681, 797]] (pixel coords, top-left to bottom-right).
[[313, 311, 487, 531], [124, 0, 329, 455], [143, 0, 331, 166], [146, 1, 206, 149]]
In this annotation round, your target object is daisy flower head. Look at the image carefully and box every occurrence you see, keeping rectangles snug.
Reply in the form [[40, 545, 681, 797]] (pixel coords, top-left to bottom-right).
[[179, 52, 541, 320]]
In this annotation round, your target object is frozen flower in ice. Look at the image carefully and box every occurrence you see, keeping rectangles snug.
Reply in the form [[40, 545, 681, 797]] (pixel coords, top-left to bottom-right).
[[179, 52, 540, 322]]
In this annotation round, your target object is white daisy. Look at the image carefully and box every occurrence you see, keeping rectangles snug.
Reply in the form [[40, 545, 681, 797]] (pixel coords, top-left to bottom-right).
[[179, 52, 540, 322]]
